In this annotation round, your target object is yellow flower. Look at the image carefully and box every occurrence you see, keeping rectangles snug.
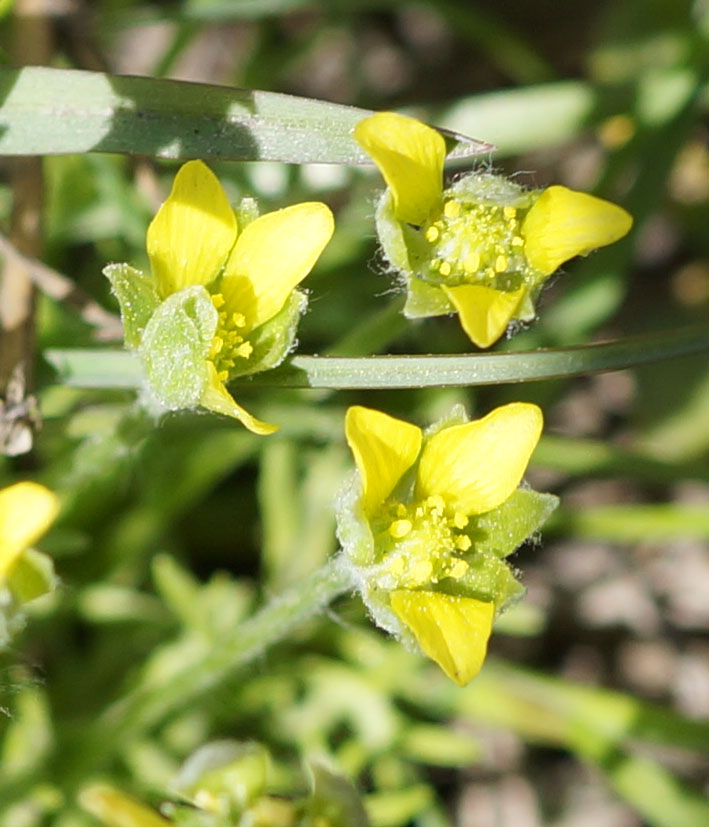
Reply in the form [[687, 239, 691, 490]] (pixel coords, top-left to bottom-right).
[[107, 161, 334, 434], [355, 112, 633, 348], [341, 402, 543, 685], [0, 481, 58, 586]]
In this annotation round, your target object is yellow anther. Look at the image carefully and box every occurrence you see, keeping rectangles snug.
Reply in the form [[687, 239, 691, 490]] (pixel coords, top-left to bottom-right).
[[211, 336, 224, 354], [427, 494, 446, 514], [232, 312, 246, 328], [511, 236, 524, 247], [439, 261, 452, 277], [495, 254, 508, 273], [448, 558, 469, 578], [503, 206, 517, 220], [455, 535, 472, 551], [452, 512, 468, 529], [389, 519, 413, 539], [464, 251, 481, 273], [444, 200, 461, 219], [396, 503, 408, 518], [430, 259, 441, 271], [235, 341, 253, 359], [211, 293, 225, 309], [425, 225, 440, 243], [409, 560, 433, 583]]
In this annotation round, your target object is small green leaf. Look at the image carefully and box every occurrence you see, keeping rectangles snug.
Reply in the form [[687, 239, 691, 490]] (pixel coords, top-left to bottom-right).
[[139, 285, 217, 410], [104, 263, 160, 349], [172, 740, 270, 811], [7, 549, 57, 604], [305, 762, 371, 827]]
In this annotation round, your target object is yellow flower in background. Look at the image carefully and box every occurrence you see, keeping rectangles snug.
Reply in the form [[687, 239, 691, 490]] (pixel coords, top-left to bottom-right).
[[355, 112, 633, 348], [106, 161, 334, 434], [339, 403, 547, 685], [0, 481, 58, 585]]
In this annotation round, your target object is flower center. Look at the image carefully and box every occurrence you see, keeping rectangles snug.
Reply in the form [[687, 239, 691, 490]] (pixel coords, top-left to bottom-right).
[[208, 292, 253, 381], [369, 494, 471, 590], [420, 198, 527, 288]]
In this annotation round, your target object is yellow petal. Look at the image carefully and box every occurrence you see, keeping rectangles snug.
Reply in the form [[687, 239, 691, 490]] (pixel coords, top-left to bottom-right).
[[147, 160, 237, 298], [0, 482, 59, 580], [354, 112, 445, 226], [390, 589, 493, 686], [201, 362, 278, 435], [521, 185, 633, 276], [220, 202, 333, 332], [345, 406, 422, 515], [443, 284, 526, 348], [79, 783, 171, 827], [416, 403, 543, 516]]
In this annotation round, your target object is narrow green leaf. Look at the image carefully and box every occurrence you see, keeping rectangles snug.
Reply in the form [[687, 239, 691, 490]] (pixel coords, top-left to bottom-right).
[[0, 66, 489, 163], [45, 323, 709, 390]]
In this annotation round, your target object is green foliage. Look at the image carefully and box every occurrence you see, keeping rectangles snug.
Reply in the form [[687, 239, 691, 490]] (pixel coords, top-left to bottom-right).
[[1, 1, 708, 826]]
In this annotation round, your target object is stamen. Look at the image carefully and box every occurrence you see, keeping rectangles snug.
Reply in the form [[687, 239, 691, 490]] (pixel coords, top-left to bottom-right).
[[455, 535, 472, 552], [427, 494, 446, 514], [439, 261, 452, 277], [503, 206, 517, 220], [444, 200, 461, 218], [448, 558, 469, 579], [409, 560, 433, 583], [464, 251, 481, 273], [495, 254, 508, 273], [452, 512, 468, 529], [210, 336, 224, 356], [425, 225, 440, 243], [388, 557, 406, 577], [389, 519, 413, 539]]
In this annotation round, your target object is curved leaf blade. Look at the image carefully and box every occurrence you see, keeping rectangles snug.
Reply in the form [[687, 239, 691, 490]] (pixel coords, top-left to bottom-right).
[[45, 324, 709, 390], [0, 67, 490, 163]]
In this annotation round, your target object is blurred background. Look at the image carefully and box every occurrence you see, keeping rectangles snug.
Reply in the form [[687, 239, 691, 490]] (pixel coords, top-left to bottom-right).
[[0, 1, 708, 825]]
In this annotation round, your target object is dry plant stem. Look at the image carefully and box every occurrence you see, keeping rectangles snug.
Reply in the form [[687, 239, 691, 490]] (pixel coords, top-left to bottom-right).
[[0, 2, 52, 454], [0, 234, 124, 341]]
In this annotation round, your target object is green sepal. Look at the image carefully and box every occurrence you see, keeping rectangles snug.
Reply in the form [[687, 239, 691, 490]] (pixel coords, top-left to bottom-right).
[[104, 263, 160, 349], [7, 548, 57, 604], [138, 285, 217, 410], [445, 549, 526, 611], [470, 489, 559, 559], [448, 171, 538, 208], [233, 289, 308, 378], [402, 274, 453, 318], [302, 762, 371, 827], [236, 196, 260, 230], [334, 473, 375, 568], [374, 192, 412, 275]]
